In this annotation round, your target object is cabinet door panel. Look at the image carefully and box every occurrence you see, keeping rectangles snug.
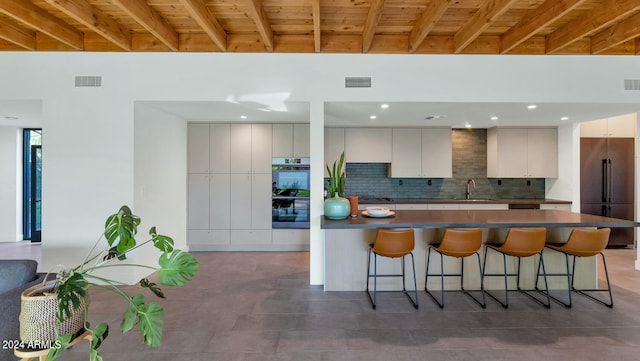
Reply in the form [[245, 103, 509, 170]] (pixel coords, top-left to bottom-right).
[[210, 174, 231, 229], [527, 128, 557, 177], [293, 124, 310, 157], [188, 174, 209, 229], [188, 124, 210, 173], [230, 124, 252, 173], [345, 128, 392, 162], [251, 124, 273, 173], [391, 128, 421, 177], [325, 128, 345, 177], [210, 124, 231, 173], [230, 174, 251, 229], [422, 128, 452, 177], [252, 173, 273, 230], [499, 128, 528, 177], [273, 124, 293, 157]]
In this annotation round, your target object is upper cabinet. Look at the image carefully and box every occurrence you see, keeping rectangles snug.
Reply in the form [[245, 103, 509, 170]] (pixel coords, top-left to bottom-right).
[[325, 127, 345, 177], [487, 127, 558, 178], [187, 123, 231, 174], [230, 124, 272, 174], [273, 123, 310, 157], [391, 128, 452, 178], [580, 113, 637, 138], [345, 128, 392, 163]]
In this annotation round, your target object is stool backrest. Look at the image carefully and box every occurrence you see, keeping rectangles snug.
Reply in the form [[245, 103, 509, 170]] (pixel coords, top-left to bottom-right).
[[439, 228, 483, 257], [500, 228, 547, 257], [373, 229, 415, 258], [561, 228, 611, 257]]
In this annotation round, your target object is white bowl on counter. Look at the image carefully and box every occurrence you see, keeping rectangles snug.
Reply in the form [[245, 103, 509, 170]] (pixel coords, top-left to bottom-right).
[[365, 207, 390, 216]]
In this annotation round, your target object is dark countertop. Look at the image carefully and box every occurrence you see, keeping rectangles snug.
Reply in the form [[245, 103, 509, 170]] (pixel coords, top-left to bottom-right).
[[358, 198, 571, 205], [321, 209, 638, 229]]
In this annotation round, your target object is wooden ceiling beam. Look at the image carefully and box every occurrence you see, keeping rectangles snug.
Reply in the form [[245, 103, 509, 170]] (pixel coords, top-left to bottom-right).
[[0, 17, 36, 50], [111, 0, 179, 51], [453, 0, 518, 53], [591, 11, 640, 54], [362, 0, 386, 53], [546, 0, 640, 54], [500, 0, 586, 54], [312, 0, 321, 53], [409, 0, 453, 53], [43, 0, 131, 51], [0, 0, 83, 49], [245, 0, 274, 52], [180, 0, 227, 51]]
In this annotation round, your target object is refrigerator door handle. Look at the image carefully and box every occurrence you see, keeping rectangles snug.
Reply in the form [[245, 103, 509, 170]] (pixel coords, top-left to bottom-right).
[[608, 158, 613, 204], [601, 159, 608, 204]]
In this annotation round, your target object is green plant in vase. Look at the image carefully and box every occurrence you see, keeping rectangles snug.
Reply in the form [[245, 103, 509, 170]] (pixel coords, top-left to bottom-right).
[[31, 205, 198, 361], [324, 152, 350, 219]]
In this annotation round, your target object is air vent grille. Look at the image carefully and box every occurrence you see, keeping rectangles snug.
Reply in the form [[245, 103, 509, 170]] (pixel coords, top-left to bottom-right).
[[623, 79, 640, 91], [74, 75, 102, 87], [345, 77, 371, 88]]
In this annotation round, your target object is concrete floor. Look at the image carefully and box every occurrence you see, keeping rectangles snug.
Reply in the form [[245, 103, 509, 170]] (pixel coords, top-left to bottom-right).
[[2, 243, 640, 361]]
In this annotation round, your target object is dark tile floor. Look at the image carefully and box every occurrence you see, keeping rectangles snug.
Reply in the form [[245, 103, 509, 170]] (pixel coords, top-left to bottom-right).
[[3, 243, 640, 361]]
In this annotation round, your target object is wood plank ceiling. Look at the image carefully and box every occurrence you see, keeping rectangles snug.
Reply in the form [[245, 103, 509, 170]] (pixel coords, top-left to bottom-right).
[[0, 0, 639, 55]]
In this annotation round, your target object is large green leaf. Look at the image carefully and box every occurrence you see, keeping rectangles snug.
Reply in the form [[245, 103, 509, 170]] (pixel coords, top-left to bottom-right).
[[121, 294, 144, 334], [56, 271, 88, 322], [138, 301, 164, 347], [45, 333, 73, 361], [140, 278, 165, 299], [157, 250, 199, 286], [91, 322, 109, 351], [149, 226, 174, 253], [104, 205, 141, 253]]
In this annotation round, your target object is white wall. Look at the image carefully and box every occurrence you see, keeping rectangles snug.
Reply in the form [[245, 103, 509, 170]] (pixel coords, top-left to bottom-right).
[[133, 103, 188, 282], [546, 122, 581, 211], [0, 127, 21, 242], [1, 52, 640, 280]]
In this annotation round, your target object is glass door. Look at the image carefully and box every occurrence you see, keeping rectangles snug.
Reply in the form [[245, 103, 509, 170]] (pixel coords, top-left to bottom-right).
[[30, 145, 42, 242]]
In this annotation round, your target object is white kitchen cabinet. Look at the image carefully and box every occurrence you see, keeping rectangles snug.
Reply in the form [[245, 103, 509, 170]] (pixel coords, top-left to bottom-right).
[[272, 229, 310, 245], [540, 203, 572, 211], [273, 123, 310, 157], [345, 128, 392, 163], [251, 173, 273, 229], [391, 128, 452, 178], [422, 128, 452, 177], [210, 124, 231, 173], [187, 124, 210, 173], [391, 128, 422, 177], [229, 173, 272, 231], [325, 127, 345, 177], [487, 127, 557, 178], [581, 113, 637, 138], [230, 124, 252, 173], [187, 173, 210, 229], [230, 174, 252, 229], [293, 124, 310, 157], [251, 123, 273, 173], [209, 173, 231, 229]]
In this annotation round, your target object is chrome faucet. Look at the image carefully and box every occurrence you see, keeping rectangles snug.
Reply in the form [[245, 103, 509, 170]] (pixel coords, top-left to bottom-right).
[[466, 179, 476, 199]]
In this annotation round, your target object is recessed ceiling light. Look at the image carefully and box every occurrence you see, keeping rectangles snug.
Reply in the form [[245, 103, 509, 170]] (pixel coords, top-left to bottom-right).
[[380, 104, 389, 109], [527, 105, 537, 109], [465, 124, 472, 128], [240, 115, 247, 119], [370, 115, 377, 120], [560, 116, 569, 120], [491, 116, 498, 120]]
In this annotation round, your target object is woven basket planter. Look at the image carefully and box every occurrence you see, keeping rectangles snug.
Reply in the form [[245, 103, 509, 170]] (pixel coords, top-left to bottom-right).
[[19, 280, 88, 343]]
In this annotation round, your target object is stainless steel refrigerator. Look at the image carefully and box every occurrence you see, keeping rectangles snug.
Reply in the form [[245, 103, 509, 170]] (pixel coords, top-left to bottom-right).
[[580, 137, 635, 247]]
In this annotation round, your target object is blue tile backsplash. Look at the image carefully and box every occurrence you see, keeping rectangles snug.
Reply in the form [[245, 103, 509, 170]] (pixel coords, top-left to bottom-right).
[[337, 128, 545, 200]]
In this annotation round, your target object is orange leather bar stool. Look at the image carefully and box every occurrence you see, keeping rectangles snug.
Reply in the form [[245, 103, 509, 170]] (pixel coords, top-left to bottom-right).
[[366, 229, 418, 310], [425, 228, 486, 308], [541, 228, 613, 308], [482, 228, 550, 308]]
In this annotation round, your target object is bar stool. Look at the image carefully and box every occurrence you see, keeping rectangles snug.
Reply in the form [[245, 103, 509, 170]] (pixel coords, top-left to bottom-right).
[[366, 229, 418, 309], [482, 228, 550, 308], [425, 228, 485, 308], [541, 227, 613, 308]]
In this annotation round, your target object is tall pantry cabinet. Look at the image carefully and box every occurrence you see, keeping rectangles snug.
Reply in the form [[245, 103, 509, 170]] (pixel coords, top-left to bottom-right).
[[187, 123, 273, 250]]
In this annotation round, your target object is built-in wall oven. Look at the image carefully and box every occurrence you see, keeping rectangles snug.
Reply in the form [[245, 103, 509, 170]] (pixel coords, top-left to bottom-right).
[[272, 157, 310, 229]]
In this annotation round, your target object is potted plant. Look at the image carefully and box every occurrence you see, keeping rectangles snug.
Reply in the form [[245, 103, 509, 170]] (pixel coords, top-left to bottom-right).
[[324, 152, 350, 219], [20, 205, 198, 361]]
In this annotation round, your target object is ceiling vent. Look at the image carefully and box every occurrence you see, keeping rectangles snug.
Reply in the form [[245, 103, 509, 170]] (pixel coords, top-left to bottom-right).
[[74, 75, 102, 87], [345, 77, 371, 88], [623, 79, 640, 91]]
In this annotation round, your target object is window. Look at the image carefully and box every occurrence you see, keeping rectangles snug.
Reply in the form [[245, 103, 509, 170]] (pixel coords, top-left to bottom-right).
[[23, 129, 42, 241]]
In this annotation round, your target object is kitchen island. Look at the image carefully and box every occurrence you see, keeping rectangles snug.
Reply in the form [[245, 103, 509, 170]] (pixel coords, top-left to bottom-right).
[[322, 209, 637, 291]]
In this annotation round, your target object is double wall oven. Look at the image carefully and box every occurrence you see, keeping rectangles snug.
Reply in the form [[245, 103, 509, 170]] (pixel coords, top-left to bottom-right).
[[272, 157, 310, 229]]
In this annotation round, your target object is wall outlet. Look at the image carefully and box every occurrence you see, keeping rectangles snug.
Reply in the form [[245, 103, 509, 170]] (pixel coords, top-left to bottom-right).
[[498, 180, 501, 186], [399, 180, 403, 186], [428, 179, 432, 186], [527, 180, 531, 186]]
